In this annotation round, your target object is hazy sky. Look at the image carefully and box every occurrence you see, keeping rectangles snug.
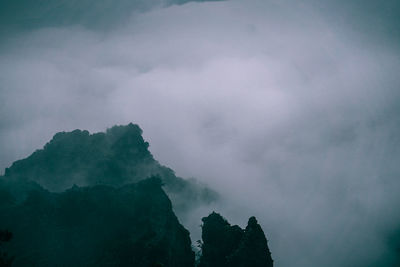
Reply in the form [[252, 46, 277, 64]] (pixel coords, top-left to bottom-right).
[[1, 0, 400, 266]]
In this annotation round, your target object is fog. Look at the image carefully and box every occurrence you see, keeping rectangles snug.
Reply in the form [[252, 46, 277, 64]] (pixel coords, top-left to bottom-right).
[[1, 0, 400, 266]]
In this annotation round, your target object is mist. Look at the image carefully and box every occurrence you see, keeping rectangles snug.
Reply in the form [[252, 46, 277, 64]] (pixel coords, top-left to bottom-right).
[[1, 0, 400, 266]]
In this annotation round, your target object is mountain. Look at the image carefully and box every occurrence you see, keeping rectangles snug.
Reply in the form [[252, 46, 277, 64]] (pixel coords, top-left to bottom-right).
[[199, 212, 273, 267], [0, 123, 274, 266], [2, 123, 216, 214], [0, 177, 195, 267]]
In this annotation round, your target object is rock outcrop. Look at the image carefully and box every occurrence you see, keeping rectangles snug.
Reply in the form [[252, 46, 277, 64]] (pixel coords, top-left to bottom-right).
[[199, 212, 273, 267]]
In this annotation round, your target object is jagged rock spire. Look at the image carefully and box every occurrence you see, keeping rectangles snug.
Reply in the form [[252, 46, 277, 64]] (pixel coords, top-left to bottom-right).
[[199, 212, 273, 267]]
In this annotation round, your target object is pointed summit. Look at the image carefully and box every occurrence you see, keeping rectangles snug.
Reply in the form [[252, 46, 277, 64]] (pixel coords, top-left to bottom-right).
[[227, 216, 273, 267], [199, 212, 273, 267]]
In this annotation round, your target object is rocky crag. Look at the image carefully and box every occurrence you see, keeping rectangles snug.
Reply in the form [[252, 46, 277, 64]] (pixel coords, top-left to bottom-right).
[[199, 212, 273, 267]]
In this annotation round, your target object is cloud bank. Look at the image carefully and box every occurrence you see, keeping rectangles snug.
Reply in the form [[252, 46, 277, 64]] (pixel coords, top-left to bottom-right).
[[1, 0, 399, 266]]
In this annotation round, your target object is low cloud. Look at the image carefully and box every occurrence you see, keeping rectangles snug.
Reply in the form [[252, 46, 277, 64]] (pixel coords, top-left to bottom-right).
[[1, 1, 399, 266]]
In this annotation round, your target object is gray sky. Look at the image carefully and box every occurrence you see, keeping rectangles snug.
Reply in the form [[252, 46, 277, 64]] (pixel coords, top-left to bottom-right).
[[1, 0, 400, 266]]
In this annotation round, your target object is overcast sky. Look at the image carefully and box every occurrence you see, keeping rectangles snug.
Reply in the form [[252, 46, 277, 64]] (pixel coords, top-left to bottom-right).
[[1, 0, 400, 266]]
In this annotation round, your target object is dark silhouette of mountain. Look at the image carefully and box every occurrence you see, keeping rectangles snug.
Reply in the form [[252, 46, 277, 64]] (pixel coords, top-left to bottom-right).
[[0, 123, 274, 266], [0, 177, 194, 267], [199, 212, 273, 267], [3, 123, 216, 214]]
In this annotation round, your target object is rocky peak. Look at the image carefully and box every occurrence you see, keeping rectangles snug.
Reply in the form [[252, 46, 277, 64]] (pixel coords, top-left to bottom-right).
[[199, 212, 273, 267]]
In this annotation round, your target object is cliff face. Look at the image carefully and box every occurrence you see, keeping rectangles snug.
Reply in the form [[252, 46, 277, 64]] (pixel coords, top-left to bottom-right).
[[0, 177, 194, 267], [199, 212, 273, 267]]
